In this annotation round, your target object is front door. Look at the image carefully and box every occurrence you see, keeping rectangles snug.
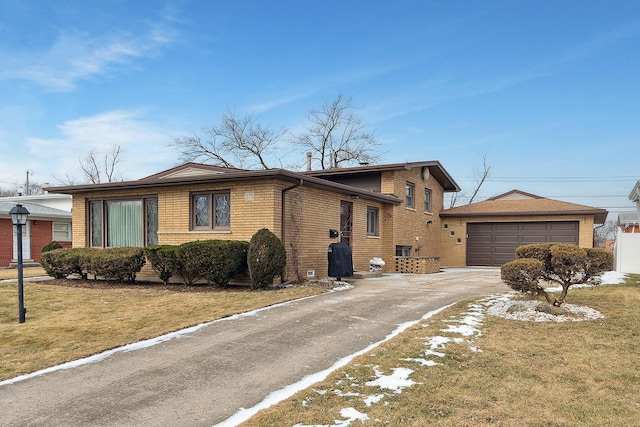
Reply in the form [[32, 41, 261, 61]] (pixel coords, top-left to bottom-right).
[[13, 221, 31, 261], [340, 201, 352, 245]]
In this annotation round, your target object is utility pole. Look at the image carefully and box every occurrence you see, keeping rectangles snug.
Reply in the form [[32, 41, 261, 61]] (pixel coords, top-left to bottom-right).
[[25, 170, 31, 196]]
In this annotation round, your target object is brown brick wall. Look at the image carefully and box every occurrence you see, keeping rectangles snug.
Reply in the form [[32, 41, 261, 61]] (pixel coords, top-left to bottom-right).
[[0, 219, 13, 267], [439, 214, 596, 267], [0, 219, 71, 267]]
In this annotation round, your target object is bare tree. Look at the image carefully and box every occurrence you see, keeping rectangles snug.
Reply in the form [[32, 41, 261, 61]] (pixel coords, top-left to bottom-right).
[[449, 152, 492, 207], [293, 94, 379, 169], [172, 111, 284, 170], [593, 220, 618, 248], [79, 144, 123, 184], [467, 152, 492, 205], [0, 181, 45, 196]]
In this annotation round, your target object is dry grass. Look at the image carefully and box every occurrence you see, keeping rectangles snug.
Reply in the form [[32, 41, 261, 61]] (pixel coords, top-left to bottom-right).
[[0, 266, 48, 280], [242, 274, 640, 427], [0, 278, 326, 382]]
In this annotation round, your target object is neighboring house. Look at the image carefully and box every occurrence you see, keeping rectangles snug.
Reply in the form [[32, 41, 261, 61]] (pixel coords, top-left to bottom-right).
[[439, 190, 608, 267], [630, 181, 640, 218], [47, 161, 460, 279], [615, 181, 640, 274], [617, 212, 640, 233], [0, 197, 73, 268]]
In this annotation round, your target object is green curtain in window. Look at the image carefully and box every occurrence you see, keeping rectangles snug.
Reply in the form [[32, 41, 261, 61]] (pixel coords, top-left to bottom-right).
[[107, 201, 143, 247]]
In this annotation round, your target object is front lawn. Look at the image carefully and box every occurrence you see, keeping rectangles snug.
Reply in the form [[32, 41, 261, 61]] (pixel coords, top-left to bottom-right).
[[0, 279, 326, 382], [241, 274, 640, 426]]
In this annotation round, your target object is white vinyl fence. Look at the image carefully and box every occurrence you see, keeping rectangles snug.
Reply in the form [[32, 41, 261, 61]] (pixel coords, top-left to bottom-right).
[[615, 228, 640, 274]]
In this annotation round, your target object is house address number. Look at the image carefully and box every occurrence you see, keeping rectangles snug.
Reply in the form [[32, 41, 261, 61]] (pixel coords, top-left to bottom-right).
[[244, 192, 255, 201]]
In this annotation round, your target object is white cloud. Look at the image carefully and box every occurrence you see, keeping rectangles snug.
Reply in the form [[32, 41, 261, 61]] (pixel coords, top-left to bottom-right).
[[0, 23, 177, 92], [25, 109, 177, 183]]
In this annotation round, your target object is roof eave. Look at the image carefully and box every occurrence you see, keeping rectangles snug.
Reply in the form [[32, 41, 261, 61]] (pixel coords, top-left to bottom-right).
[[304, 161, 461, 192], [440, 209, 608, 224], [47, 169, 402, 205]]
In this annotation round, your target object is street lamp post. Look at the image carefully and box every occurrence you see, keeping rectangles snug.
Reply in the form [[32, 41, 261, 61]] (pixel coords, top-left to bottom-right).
[[9, 204, 30, 323]]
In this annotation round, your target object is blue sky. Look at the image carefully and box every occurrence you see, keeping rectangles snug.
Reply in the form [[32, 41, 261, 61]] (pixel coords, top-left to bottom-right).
[[0, 0, 638, 217]]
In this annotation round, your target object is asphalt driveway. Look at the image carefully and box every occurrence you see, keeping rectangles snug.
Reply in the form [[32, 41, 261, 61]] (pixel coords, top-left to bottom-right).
[[0, 268, 505, 426]]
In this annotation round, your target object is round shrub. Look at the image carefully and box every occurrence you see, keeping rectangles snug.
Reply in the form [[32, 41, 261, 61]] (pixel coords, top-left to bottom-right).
[[248, 228, 286, 290], [501, 258, 545, 294], [515, 243, 553, 269], [584, 248, 614, 283], [41, 240, 63, 254], [144, 245, 179, 284]]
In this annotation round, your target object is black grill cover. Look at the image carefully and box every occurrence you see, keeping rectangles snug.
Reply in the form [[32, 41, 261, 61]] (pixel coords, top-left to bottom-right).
[[328, 242, 353, 279]]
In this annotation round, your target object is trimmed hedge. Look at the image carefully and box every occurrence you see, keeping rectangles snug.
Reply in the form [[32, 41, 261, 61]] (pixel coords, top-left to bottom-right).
[[505, 242, 613, 306], [584, 248, 614, 283], [501, 258, 545, 293], [248, 228, 286, 290], [175, 240, 249, 286], [41, 240, 63, 254], [40, 247, 145, 282], [144, 245, 179, 285], [85, 247, 146, 282], [41, 248, 92, 279], [43, 240, 253, 286]]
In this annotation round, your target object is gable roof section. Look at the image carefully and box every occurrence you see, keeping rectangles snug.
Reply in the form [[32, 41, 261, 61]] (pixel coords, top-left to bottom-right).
[[46, 168, 402, 205], [617, 212, 639, 228], [140, 162, 245, 180], [304, 161, 461, 192], [630, 180, 640, 202], [440, 190, 608, 224]]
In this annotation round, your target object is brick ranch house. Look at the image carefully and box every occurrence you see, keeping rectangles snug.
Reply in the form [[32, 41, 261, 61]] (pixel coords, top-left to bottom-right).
[[46, 163, 607, 279], [0, 196, 72, 268], [47, 161, 458, 280]]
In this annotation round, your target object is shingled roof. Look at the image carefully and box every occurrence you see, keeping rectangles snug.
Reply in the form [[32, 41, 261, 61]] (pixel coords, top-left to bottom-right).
[[440, 190, 608, 224]]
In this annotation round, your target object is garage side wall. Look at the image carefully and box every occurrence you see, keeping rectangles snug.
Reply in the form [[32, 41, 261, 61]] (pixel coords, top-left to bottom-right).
[[439, 214, 596, 267]]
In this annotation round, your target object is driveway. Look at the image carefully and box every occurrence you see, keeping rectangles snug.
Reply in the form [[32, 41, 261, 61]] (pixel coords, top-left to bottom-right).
[[0, 268, 505, 426]]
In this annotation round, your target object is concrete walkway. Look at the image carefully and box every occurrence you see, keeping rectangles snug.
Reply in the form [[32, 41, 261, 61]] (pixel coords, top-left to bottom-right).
[[0, 268, 505, 427]]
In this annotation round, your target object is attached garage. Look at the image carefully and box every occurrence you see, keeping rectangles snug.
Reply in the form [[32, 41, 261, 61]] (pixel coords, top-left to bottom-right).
[[439, 190, 608, 268], [466, 221, 579, 266]]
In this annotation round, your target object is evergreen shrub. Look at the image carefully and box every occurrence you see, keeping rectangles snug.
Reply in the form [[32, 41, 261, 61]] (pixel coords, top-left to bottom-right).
[[247, 228, 286, 290]]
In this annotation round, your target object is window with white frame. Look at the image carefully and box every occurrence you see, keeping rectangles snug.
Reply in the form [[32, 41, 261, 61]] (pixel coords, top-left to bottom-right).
[[405, 182, 415, 208], [366, 206, 379, 236], [192, 192, 230, 230], [424, 188, 432, 212], [53, 222, 72, 241], [89, 197, 158, 247]]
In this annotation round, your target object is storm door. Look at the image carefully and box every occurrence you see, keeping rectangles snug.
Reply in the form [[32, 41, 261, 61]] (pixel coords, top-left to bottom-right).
[[340, 201, 353, 245], [12, 221, 31, 261]]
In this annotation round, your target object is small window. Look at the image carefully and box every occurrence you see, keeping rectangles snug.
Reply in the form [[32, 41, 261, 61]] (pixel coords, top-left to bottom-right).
[[192, 192, 231, 230], [366, 206, 379, 236], [405, 182, 415, 208], [424, 188, 432, 212], [395, 245, 412, 256], [53, 222, 72, 241]]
